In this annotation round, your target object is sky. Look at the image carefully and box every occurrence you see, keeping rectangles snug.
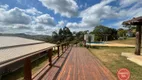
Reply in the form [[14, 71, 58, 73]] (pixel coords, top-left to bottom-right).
[[0, 0, 141, 35]]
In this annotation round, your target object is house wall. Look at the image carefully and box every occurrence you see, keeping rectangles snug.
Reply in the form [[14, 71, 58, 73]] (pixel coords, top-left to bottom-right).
[[84, 34, 94, 42]]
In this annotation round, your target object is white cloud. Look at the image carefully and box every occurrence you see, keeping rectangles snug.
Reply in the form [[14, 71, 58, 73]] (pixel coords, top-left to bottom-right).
[[1, 0, 142, 34], [35, 14, 56, 26], [0, 7, 32, 25], [67, 22, 80, 28], [39, 0, 78, 18], [111, 2, 142, 28], [119, 0, 139, 8], [25, 8, 42, 15], [80, 0, 117, 26], [66, 22, 94, 32], [56, 20, 67, 27], [126, 2, 142, 17], [0, 4, 9, 9], [32, 23, 58, 35], [66, 0, 142, 30], [0, 4, 58, 35], [34, 24, 46, 31], [13, 24, 31, 30], [67, 0, 117, 29]]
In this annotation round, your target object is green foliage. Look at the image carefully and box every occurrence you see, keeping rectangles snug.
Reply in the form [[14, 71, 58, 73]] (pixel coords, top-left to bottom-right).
[[117, 28, 127, 37], [51, 26, 89, 44], [75, 31, 88, 41], [91, 25, 117, 41], [52, 31, 59, 42], [52, 26, 73, 44], [79, 42, 83, 47]]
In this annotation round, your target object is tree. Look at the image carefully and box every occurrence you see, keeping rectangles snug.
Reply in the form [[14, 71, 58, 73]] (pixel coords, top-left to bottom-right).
[[51, 27, 74, 44], [91, 25, 117, 41], [52, 31, 58, 43], [76, 31, 84, 41], [62, 27, 73, 41], [58, 28, 63, 42], [117, 28, 127, 37]]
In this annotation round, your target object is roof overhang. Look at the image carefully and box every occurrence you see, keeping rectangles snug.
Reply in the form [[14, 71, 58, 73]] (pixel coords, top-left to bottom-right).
[[0, 36, 56, 68], [122, 16, 142, 25]]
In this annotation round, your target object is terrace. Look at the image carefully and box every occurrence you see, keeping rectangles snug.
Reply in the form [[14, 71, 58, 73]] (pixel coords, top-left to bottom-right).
[[0, 36, 116, 80]]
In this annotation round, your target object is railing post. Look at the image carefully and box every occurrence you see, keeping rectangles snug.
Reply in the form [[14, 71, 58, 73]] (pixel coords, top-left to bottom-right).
[[65, 44, 67, 50], [68, 44, 69, 48], [65, 44, 67, 51], [47, 49, 52, 66], [62, 45, 63, 53], [63, 44, 65, 52], [24, 57, 32, 80], [66, 44, 67, 49], [57, 46, 60, 57]]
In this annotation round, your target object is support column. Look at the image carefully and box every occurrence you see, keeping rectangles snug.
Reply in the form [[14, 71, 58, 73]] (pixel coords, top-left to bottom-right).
[[135, 25, 141, 55], [47, 49, 52, 66], [24, 57, 32, 80]]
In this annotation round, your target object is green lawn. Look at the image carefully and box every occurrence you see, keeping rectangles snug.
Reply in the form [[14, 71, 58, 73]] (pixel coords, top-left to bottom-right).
[[89, 47, 142, 80], [107, 37, 136, 45]]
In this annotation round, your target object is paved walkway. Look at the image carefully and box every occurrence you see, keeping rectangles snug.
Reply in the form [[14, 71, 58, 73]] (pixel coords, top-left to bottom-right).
[[122, 52, 142, 66], [57, 47, 116, 80]]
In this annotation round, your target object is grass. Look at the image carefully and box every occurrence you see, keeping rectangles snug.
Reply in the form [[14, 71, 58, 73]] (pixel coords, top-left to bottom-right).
[[107, 37, 136, 45], [89, 47, 142, 80]]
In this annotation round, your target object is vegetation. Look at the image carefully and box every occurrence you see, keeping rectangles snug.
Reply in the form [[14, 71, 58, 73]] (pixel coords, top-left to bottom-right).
[[0, 25, 136, 44], [89, 47, 142, 80], [52, 27, 73, 43], [117, 28, 127, 37], [0, 25, 139, 80], [107, 37, 136, 45], [51, 26, 88, 44], [117, 26, 136, 38], [89, 38, 142, 80], [90, 25, 118, 41]]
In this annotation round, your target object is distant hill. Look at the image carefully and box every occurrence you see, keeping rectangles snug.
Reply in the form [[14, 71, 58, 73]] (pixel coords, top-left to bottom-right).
[[0, 33, 52, 42]]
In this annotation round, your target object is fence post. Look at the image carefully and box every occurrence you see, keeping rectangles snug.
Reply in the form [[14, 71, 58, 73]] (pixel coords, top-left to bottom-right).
[[47, 49, 52, 66], [24, 57, 32, 80]]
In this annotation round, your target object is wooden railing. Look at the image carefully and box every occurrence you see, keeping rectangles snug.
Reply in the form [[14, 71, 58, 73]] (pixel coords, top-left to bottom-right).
[[23, 43, 70, 80]]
